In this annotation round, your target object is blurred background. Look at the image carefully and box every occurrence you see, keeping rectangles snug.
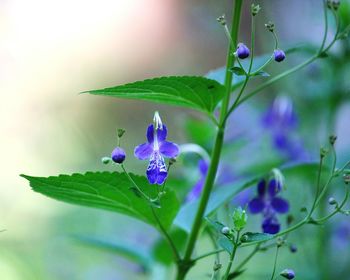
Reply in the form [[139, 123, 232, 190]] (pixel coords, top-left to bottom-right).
[[1, 0, 349, 279]]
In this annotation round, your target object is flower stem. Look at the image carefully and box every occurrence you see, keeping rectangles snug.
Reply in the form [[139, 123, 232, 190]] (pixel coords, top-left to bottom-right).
[[176, 1, 243, 279], [223, 231, 241, 280], [270, 246, 280, 280]]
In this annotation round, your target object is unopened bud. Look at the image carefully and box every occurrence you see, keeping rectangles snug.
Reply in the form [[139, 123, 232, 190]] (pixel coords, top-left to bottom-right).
[[101, 157, 111, 164], [289, 244, 297, 253], [280, 269, 295, 279], [274, 49, 286, 62], [117, 128, 126, 138], [265, 21, 275, 32], [251, 4, 261, 16], [217, 15, 226, 26], [221, 226, 230, 235], [343, 174, 350, 184], [213, 262, 222, 271], [111, 147, 126, 164], [320, 147, 328, 158], [236, 43, 250, 59], [329, 135, 337, 145], [328, 197, 337, 205]]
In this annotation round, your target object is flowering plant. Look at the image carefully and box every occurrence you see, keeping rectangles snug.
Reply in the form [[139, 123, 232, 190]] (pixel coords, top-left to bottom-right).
[[21, 1, 350, 279]]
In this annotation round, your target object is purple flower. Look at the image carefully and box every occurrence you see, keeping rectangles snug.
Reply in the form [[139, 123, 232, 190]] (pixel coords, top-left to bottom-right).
[[236, 43, 250, 59], [134, 122, 179, 185], [111, 147, 126, 164], [185, 159, 208, 202], [262, 96, 308, 161], [280, 269, 295, 279], [248, 179, 289, 234], [274, 49, 286, 62]]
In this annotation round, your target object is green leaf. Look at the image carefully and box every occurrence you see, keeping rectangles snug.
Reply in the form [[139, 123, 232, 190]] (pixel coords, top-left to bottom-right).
[[206, 218, 226, 232], [85, 76, 226, 114], [72, 235, 152, 271], [240, 232, 273, 243], [21, 172, 179, 230], [230, 67, 246, 76], [218, 237, 233, 253], [252, 70, 270, 77]]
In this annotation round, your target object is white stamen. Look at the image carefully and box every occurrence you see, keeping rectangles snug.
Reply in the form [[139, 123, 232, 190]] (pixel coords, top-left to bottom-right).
[[153, 111, 163, 130]]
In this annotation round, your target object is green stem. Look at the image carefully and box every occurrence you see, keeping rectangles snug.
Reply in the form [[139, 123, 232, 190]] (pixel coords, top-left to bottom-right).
[[270, 246, 280, 280], [223, 231, 241, 280], [150, 206, 181, 262], [309, 156, 324, 215], [319, 0, 329, 54], [176, 3, 243, 279]]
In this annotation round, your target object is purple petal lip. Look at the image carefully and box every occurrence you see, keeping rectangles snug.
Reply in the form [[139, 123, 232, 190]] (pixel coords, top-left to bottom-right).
[[271, 197, 289, 213], [262, 217, 280, 234], [257, 179, 266, 196], [248, 198, 265, 214], [146, 152, 168, 185]]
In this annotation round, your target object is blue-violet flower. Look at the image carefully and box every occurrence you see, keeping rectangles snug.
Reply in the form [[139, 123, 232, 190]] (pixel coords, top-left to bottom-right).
[[248, 178, 289, 234], [134, 114, 179, 185]]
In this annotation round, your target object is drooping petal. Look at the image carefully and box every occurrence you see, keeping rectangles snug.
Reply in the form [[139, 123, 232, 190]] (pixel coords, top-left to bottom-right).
[[159, 141, 179, 158], [268, 179, 281, 196], [262, 217, 280, 234], [248, 197, 265, 214], [257, 179, 266, 196], [146, 151, 168, 185], [198, 159, 209, 175], [186, 178, 204, 203], [134, 143, 153, 160], [157, 124, 167, 142], [146, 124, 154, 143], [271, 197, 289, 213]]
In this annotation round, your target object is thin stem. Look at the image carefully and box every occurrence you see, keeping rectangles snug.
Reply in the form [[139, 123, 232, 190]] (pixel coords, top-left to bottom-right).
[[318, 0, 329, 53], [178, 3, 243, 279], [270, 246, 280, 280], [309, 156, 324, 215], [233, 244, 260, 273], [150, 206, 181, 262], [192, 249, 224, 262], [223, 231, 241, 280]]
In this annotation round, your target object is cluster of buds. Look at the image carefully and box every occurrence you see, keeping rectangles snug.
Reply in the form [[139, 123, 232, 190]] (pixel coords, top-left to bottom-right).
[[265, 21, 275, 32], [216, 14, 226, 26], [327, 0, 341, 10], [251, 3, 261, 16]]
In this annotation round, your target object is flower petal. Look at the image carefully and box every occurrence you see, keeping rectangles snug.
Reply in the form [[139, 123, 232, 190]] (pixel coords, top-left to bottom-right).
[[134, 143, 153, 160], [262, 217, 280, 234], [268, 179, 281, 196], [146, 152, 168, 185], [271, 197, 289, 213], [159, 141, 179, 158], [157, 124, 167, 142], [186, 178, 204, 203], [257, 179, 266, 196], [146, 124, 154, 143], [198, 159, 209, 175], [248, 197, 265, 214]]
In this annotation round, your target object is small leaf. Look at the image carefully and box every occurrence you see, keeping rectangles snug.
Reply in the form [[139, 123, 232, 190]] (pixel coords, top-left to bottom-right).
[[72, 235, 152, 272], [218, 237, 233, 253], [206, 218, 226, 232], [21, 172, 180, 230], [85, 76, 226, 114], [252, 70, 270, 77], [230, 67, 246, 76], [240, 232, 274, 243]]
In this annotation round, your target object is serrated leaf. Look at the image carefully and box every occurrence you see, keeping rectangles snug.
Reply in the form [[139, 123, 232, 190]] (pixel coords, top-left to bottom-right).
[[85, 76, 226, 114], [218, 237, 233, 253], [21, 172, 179, 230], [240, 232, 273, 243], [230, 67, 246, 76], [72, 235, 152, 272]]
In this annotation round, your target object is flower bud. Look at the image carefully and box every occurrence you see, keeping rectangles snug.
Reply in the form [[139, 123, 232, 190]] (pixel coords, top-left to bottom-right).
[[232, 207, 248, 231], [213, 262, 222, 271], [320, 147, 328, 158], [274, 49, 286, 62], [117, 128, 126, 138], [236, 43, 250, 59], [221, 226, 230, 235], [217, 15, 226, 26], [251, 4, 261, 16], [101, 157, 111, 164], [111, 147, 126, 164], [343, 174, 350, 184], [289, 244, 297, 253], [280, 269, 295, 279], [329, 135, 337, 145], [265, 21, 275, 32], [328, 197, 337, 205]]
